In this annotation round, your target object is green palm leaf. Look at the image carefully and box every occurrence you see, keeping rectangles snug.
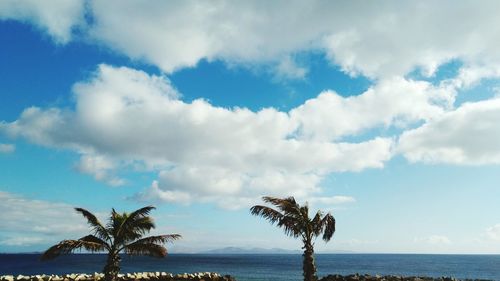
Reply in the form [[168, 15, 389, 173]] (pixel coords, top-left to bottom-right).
[[41, 237, 107, 260], [75, 207, 110, 241], [262, 196, 300, 215], [250, 205, 284, 224], [79, 235, 111, 251], [250, 204, 302, 238], [251, 196, 336, 281], [320, 213, 335, 242], [42, 205, 180, 281], [125, 234, 181, 247], [115, 206, 155, 243]]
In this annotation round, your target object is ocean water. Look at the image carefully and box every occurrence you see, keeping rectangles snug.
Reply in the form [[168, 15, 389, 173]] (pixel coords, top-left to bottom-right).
[[1, 254, 499, 281]]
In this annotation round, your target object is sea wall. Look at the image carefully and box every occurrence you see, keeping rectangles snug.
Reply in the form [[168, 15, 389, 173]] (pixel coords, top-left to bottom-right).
[[320, 274, 491, 281], [0, 272, 235, 281]]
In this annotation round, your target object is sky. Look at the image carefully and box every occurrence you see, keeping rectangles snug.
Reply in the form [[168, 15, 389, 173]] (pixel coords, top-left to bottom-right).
[[1, 1, 500, 254]]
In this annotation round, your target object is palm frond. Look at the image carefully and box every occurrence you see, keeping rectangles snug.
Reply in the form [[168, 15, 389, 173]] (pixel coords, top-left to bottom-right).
[[250, 205, 284, 224], [277, 216, 302, 238], [108, 209, 126, 238], [40, 238, 106, 261], [311, 211, 323, 236], [123, 243, 167, 258], [115, 206, 156, 243], [118, 216, 156, 244], [300, 205, 309, 220], [250, 205, 302, 238], [129, 234, 181, 246], [74, 207, 110, 241], [79, 235, 111, 251], [262, 196, 300, 216], [128, 216, 155, 234], [320, 213, 336, 242], [121, 234, 181, 252], [127, 206, 156, 219]]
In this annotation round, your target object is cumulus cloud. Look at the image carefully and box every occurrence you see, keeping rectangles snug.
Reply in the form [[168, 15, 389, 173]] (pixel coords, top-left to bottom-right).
[[0, 143, 15, 153], [76, 154, 126, 186], [453, 65, 500, 88], [0, 0, 85, 43], [87, 1, 327, 73], [290, 77, 454, 141], [86, 1, 500, 78], [5, 1, 500, 80], [0, 191, 88, 247], [398, 98, 500, 165], [0, 64, 450, 207]]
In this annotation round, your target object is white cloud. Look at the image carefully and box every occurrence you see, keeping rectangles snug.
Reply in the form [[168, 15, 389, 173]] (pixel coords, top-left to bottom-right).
[[76, 154, 126, 186], [85, 1, 500, 78], [0, 191, 88, 247], [290, 77, 454, 141], [135, 180, 193, 205], [485, 224, 500, 241], [427, 235, 452, 245], [87, 1, 326, 73], [0, 0, 84, 43], [307, 196, 356, 205], [322, 1, 500, 79], [1, 236, 45, 246], [0, 143, 15, 153], [0, 64, 424, 207], [6, 1, 500, 80], [274, 56, 308, 80], [453, 65, 500, 88], [414, 235, 452, 246], [134, 168, 330, 209], [398, 98, 500, 165]]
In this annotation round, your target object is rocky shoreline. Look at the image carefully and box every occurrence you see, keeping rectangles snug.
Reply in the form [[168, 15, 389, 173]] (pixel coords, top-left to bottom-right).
[[0, 273, 493, 281], [0, 272, 235, 281], [319, 274, 492, 281]]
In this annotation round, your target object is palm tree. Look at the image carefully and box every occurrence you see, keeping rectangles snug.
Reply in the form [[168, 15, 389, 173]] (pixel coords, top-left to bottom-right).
[[250, 196, 335, 281], [41, 206, 181, 281]]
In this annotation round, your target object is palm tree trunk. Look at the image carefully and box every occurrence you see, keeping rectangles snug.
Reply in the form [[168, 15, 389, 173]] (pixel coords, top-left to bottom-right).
[[103, 251, 121, 281], [302, 241, 317, 281]]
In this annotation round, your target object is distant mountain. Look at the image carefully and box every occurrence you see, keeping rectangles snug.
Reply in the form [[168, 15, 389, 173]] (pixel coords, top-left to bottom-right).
[[200, 247, 356, 254], [201, 247, 301, 254]]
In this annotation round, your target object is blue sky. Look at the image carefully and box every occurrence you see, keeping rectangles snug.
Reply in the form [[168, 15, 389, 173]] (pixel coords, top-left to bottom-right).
[[1, 1, 500, 254]]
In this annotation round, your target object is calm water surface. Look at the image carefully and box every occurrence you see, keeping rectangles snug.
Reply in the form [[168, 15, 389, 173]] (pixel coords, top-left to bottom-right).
[[1, 254, 499, 281]]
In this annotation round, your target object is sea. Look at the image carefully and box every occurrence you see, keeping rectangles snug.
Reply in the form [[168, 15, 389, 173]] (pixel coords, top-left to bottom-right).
[[1, 254, 500, 281]]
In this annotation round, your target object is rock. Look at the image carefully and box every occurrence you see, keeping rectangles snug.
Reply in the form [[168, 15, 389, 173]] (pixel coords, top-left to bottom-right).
[[222, 275, 236, 281], [0, 272, 230, 281]]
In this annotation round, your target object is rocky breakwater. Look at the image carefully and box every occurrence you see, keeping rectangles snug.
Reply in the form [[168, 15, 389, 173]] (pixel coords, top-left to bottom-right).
[[320, 274, 491, 281], [0, 272, 236, 281]]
